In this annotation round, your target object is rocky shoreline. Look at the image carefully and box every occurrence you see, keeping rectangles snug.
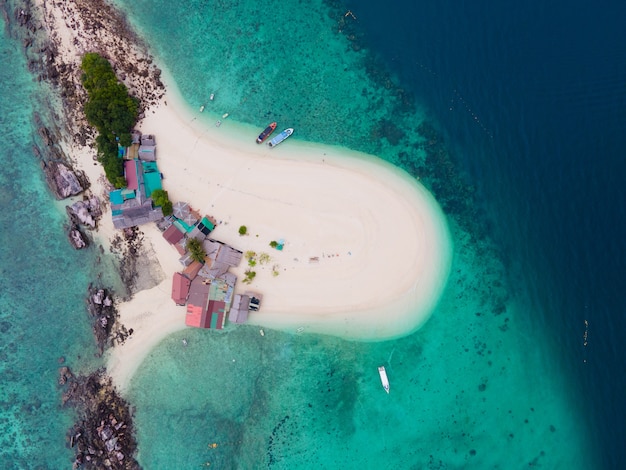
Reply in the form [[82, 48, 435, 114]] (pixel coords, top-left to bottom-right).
[[60, 368, 140, 470], [2, 0, 168, 467]]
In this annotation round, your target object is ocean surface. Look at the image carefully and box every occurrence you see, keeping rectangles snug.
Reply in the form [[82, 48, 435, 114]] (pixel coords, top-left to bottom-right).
[[0, 12, 123, 468], [2, 0, 625, 468]]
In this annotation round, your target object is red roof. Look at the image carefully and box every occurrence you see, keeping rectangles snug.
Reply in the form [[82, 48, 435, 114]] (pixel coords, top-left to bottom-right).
[[185, 298, 225, 329], [206, 300, 226, 329], [171, 272, 191, 305], [182, 260, 203, 280], [185, 301, 204, 327], [163, 224, 185, 245], [124, 160, 139, 190]]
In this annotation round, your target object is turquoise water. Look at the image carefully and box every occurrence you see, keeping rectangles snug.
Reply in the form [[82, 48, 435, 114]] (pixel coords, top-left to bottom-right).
[[0, 11, 122, 468], [1, 0, 609, 467], [111, 0, 596, 468]]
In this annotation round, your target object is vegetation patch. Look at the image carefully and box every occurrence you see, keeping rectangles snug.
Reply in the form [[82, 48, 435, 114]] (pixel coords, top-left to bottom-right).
[[81, 52, 139, 188], [186, 237, 206, 263], [243, 270, 257, 284], [151, 189, 173, 216]]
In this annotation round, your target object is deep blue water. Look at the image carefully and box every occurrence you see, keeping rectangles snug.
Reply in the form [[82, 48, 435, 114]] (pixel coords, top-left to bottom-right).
[[350, 0, 626, 467]]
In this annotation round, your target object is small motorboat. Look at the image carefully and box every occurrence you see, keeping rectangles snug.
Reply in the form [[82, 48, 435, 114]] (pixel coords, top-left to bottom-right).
[[378, 366, 390, 394], [267, 128, 294, 148], [256, 122, 277, 144]]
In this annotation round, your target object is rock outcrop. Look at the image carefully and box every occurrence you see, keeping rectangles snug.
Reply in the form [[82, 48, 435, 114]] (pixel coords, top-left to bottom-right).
[[43, 160, 85, 199], [61, 369, 140, 470], [87, 286, 115, 355], [68, 225, 88, 250], [67, 197, 102, 230]]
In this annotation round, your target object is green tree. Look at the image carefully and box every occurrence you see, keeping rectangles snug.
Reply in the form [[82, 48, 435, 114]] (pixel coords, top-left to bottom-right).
[[81, 53, 139, 186], [152, 189, 173, 216], [269, 240, 278, 248], [243, 270, 257, 284], [238, 225, 248, 236], [186, 237, 205, 263]]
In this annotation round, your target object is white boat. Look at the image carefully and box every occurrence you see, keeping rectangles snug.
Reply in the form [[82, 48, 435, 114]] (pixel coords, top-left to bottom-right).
[[267, 128, 294, 148], [210, 93, 215, 101], [199, 104, 205, 112], [378, 366, 390, 394]]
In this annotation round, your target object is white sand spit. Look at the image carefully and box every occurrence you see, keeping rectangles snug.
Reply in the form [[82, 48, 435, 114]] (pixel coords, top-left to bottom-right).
[[33, 0, 452, 392], [106, 80, 452, 391]]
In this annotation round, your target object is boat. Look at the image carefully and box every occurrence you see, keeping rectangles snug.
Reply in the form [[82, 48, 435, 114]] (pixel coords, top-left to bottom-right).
[[267, 128, 294, 148], [210, 93, 215, 101], [256, 122, 277, 144], [199, 104, 205, 112], [378, 366, 390, 394]]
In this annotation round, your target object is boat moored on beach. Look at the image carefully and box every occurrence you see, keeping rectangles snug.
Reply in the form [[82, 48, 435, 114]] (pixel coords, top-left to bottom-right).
[[378, 366, 390, 394], [267, 128, 294, 148], [256, 122, 277, 144]]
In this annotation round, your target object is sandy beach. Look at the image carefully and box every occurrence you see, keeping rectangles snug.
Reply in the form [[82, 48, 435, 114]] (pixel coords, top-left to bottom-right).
[[105, 84, 452, 390], [35, 0, 452, 392]]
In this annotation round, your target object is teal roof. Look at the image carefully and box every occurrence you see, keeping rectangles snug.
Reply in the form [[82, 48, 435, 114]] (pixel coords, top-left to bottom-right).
[[142, 161, 162, 198], [173, 219, 193, 233], [121, 188, 136, 199], [144, 172, 162, 197], [201, 217, 215, 231], [110, 190, 124, 205], [142, 161, 159, 172]]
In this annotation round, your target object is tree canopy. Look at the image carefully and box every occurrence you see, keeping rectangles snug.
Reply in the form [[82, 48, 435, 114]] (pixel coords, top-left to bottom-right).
[[151, 189, 173, 216], [186, 238, 206, 263], [81, 53, 139, 186]]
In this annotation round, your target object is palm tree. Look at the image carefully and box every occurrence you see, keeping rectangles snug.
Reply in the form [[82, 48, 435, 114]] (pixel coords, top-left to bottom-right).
[[186, 238, 205, 263]]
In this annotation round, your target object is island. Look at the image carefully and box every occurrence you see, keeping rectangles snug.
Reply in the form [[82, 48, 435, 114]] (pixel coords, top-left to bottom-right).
[[27, 0, 452, 396]]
